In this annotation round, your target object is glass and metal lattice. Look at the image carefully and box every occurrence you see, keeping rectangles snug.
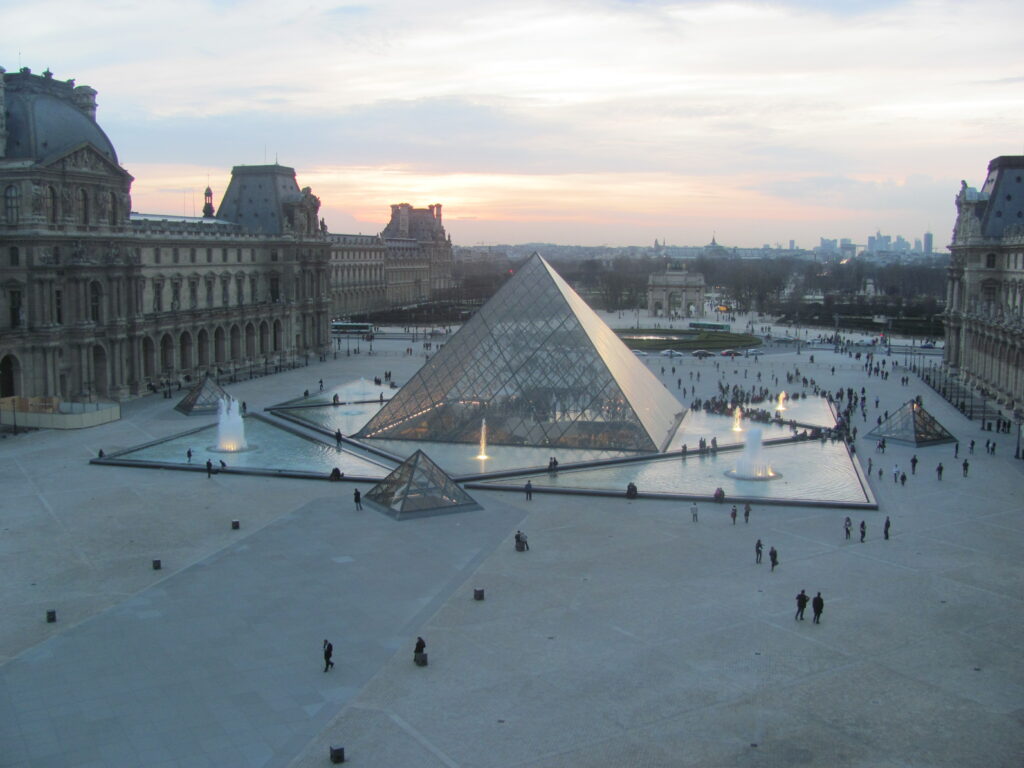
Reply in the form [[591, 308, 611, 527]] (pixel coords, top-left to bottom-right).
[[365, 450, 480, 518], [865, 400, 957, 446], [358, 254, 683, 452]]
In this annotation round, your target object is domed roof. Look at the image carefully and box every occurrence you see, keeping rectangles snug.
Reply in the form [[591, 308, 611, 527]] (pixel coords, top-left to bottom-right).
[[3, 70, 118, 164]]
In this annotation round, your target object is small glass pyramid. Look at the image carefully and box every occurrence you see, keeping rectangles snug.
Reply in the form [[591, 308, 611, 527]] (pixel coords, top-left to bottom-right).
[[357, 254, 683, 452], [365, 450, 480, 519], [175, 374, 231, 415], [865, 400, 956, 445]]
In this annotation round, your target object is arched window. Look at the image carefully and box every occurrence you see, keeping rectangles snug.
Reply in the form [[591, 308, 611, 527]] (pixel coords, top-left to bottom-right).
[[76, 188, 89, 225], [44, 186, 57, 223], [4, 185, 19, 224], [89, 282, 102, 323]]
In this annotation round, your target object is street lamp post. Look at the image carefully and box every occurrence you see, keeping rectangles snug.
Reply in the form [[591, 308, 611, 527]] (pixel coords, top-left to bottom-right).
[[1015, 409, 1023, 459]]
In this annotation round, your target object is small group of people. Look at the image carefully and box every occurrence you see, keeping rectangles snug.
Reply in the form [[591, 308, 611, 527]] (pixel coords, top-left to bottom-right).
[[754, 539, 779, 571], [844, 515, 891, 541], [514, 530, 529, 551], [794, 589, 825, 624]]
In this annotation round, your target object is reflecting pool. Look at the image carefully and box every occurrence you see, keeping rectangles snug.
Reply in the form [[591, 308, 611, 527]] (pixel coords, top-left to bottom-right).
[[480, 439, 869, 504], [114, 417, 392, 479]]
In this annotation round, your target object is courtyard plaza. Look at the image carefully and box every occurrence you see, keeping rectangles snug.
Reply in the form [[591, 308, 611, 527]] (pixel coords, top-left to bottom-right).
[[1, 323, 1021, 767]]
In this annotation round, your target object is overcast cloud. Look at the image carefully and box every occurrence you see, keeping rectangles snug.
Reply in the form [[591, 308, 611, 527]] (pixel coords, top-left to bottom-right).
[[4, 0, 1021, 246]]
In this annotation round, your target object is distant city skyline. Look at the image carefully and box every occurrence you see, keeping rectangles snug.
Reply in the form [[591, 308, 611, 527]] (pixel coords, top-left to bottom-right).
[[4, 0, 1022, 247]]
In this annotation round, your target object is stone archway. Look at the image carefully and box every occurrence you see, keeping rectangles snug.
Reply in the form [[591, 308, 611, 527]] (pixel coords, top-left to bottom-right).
[[273, 319, 283, 352], [214, 327, 226, 363], [245, 323, 256, 359], [0, 353, 21, 397], [92, 345, 109, 397], [229, 324, 241, 360], [197, 328, 210, 367], [160, 334, 174, 372], [179, 330, 193, 371], [142, 337, 155, 380], [259, 321, 269, 355]]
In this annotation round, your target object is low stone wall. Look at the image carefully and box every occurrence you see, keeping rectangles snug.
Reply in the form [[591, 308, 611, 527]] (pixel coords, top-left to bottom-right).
[[0, 398, 120, 430]]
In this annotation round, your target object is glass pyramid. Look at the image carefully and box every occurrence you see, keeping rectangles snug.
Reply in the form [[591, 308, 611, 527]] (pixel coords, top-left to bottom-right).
[[357, 254, 683, 451], [365, 450, 480, 519], [174, 373, 231, 415], [865, 400, 957, 446]]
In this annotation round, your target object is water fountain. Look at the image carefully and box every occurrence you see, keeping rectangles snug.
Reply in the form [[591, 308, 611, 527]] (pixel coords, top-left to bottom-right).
[[214, 397, 249, 452], [725, 427, 779, 480], [732, 405, 744, 432], [776, 391, 787, 412], [476, 418, 489, 460]]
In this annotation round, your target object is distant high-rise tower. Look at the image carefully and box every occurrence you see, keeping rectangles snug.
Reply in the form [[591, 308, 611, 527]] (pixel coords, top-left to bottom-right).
[[923, 232, 933, 254]]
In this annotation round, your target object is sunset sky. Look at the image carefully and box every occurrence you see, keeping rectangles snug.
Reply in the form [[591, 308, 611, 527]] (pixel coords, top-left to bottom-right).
[[4, 0, 1023, 247]]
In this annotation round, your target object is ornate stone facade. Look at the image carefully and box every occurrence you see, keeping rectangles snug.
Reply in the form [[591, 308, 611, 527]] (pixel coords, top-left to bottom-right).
[[647, 266, 705, 318], [944, 155, 1024, 408], [382, 203, 454, 307], [0, 67, 331, 400], [327, 233, 386, 317]]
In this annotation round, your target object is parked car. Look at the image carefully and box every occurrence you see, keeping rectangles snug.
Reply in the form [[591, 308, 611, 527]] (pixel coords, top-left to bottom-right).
[[720, 349, 737, 357], [745, 349, 764, 357], [661, 349, 685, 357], [691, 349, 713, 358], [632, 350, 648, 356], [920, 342, 935, 349]]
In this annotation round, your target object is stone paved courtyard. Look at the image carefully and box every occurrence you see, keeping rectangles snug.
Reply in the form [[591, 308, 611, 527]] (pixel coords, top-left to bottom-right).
[[2, 325, 1022, 767]]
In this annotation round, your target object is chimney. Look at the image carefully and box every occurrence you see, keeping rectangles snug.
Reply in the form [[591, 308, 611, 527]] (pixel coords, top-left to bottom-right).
[[72, 85, 98, 121], [434, 203, 442, 223]]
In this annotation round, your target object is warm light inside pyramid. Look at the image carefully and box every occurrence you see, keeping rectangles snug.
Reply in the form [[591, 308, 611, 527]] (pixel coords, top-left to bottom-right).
[[357, 255, 683, 452]]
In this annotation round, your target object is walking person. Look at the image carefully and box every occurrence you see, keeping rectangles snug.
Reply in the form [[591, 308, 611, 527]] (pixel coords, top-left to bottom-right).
[[335, 429, 343, 449], [691, 502, 699, 523], [730, 505, 738, 525], [413, 636, 426, 665], [186, 448, 192, 463], [884, 516, 891, 540], [769, 546, 778, 572], [525, 480, 533, 500], [844, 517, 852, 540], [900, 472, 906, 486], [812, 592, 824, 624], [206, 459, 213, 478], [910, 455, 918, 474], [954, 442, 959, 458], [744, 503, 751, 524], [962, 460, 969, 477], [755, 539, 763, 564], [936, 462, 944, 480], [323, 639, 334, 672], [353, 488, 362, 510], [860, 520, 866, 542], [795, 589, 809, 620]]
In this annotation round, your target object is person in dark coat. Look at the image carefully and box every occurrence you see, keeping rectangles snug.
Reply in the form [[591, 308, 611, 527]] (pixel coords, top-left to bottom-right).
[[936, 463, 944, 480], [795, 590, 809, 620], [812, 592, 824, 624], [323, 639, 334, 672], [769, 546, 778, 572], [755, 539, 763, 564], [206, 459, 213, 478], [354, 489, 362, 510], [414, 636, 426, 660], [884, 516, 891, 540], [860, 520, 867, 542]]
